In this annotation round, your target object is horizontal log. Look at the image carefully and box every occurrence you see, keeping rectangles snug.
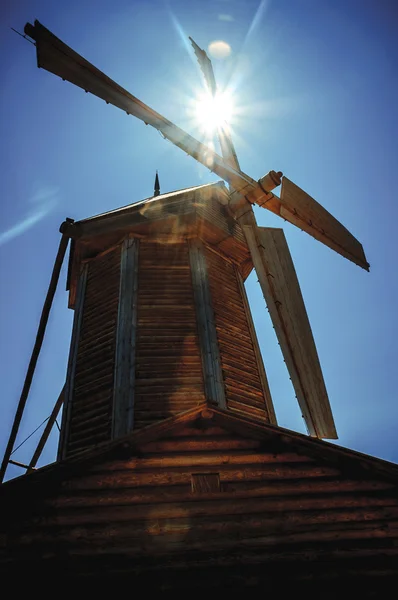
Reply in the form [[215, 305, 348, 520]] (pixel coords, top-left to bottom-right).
[[139, 438, 262, 453], [59, 464, 340, 491], [48, 480, 398, 509], [10, 516, 398, 554], [89, 451, 313, 471], [28, 505, 398, 536]]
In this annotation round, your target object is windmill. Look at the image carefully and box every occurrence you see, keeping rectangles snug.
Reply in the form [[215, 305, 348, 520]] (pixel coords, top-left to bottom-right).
[[0, 20, 369, 482]]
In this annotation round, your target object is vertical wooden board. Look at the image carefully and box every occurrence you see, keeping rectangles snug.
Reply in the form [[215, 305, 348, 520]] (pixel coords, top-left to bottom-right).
[[113, 237, 139, 438], [204, 245, 270, 424], [58, 264, 87, 460], [134, 241, 205, 429], [189, 241, 226, 409], [254, 226, 337, 439], [63, 246, 121, 458], [280, 178, 369, 270]]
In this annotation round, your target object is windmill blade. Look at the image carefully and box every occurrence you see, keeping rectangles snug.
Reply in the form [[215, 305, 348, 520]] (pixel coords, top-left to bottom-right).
[[24, 21, 257, 196], [242, 224, 337, 440], [189, 38, 240, 171], [189, 37, 217, 96], [277, 178, 369, 270]]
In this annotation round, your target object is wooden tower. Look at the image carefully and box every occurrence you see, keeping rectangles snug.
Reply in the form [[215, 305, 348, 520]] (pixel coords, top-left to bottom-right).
[[58, 181, 276, 460], [1, 21, 398, 594]]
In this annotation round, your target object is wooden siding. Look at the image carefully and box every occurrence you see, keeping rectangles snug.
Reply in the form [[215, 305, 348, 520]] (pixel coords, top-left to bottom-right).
[[1, 420, 398, 590], [64, 247, 121, 458], [134, 241, 205, 428], [204, 246, 270, 424]]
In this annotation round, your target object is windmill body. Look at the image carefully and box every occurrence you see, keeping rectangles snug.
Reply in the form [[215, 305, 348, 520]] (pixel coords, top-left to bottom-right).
[[1, 20, 398, 592]]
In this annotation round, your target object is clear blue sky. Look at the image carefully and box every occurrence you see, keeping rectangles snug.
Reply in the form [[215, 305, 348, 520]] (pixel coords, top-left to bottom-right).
[[1, 0, 397, 480]]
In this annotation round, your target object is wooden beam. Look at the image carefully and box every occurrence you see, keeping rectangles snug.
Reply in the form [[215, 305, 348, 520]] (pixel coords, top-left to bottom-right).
[[57, 263, 88, 460], [8, 460, 33, 470], [112, 237, 139, 438], [0, 227, 70, 483], [27, 385, 65, 473], [189, 241, 226, 409]]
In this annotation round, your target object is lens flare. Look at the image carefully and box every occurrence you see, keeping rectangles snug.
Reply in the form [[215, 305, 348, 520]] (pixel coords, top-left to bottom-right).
[[193, 90, 235, 134]]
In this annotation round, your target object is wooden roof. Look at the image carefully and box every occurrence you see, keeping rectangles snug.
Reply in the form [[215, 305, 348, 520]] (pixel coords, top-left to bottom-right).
[[3, 406, 398, 490], [65, 181, 253, 307]]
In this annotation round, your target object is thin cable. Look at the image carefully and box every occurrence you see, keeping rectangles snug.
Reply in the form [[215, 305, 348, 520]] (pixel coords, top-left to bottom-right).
[[11, 27, 36, 45], [55, 419, 61, 432], [10, 416, 50, 455]]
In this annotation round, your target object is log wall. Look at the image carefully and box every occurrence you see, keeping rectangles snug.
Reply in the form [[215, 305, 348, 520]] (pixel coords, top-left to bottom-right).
[[1, 421, 398, 590]]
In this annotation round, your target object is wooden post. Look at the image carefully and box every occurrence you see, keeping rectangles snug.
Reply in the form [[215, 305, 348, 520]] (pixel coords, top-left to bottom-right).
[[189, 240, 226, 409], [0, 223, 72, 483], [112, 237, 139, 438], [57, 263, 88, 461], [27, 385, 65, 473]]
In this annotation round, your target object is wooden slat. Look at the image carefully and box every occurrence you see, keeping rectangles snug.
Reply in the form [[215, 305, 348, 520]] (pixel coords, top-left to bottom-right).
[[204, 246, 270, 424], [189, 240, 226, 408], [280, 177, 369, 270], [57, 264, 88, 460], [134, 241, 205, 428], [112, 237, 139, 438], [63, 247, 121, 457]]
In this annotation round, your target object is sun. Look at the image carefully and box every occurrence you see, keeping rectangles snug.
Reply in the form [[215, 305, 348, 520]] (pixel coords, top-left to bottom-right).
[[193, 90, 235, 135]]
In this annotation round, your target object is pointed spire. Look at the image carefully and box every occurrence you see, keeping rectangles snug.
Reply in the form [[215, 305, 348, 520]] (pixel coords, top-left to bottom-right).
[[154, 170, 160, 197]]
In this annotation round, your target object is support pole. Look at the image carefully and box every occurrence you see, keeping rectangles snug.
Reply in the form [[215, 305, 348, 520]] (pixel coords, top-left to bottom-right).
[[8, 459, 34, 470], [0, 221, 73, 483], [27, 384, 65, 473]]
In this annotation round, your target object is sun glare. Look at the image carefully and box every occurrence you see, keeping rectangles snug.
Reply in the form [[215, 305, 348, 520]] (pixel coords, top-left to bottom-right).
[[193, 90, 235, 134]]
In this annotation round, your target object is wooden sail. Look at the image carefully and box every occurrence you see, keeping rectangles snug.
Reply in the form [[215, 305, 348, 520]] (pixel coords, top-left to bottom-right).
[[243, 225, 337, 439]]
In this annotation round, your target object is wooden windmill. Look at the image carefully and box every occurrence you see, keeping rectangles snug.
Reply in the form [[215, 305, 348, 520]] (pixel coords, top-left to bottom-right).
[[4, 21, 398, 592], [0, 20, 371, 479]]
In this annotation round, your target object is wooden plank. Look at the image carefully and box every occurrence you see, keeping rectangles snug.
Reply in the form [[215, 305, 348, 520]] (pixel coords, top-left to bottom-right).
[[205, 246, 270, 424], [280, 177, 369, 270], [235, 268, 277, 424], [50, 479, 396, 509], [62, 246, 121, 457], [188, 240, 226, 409], [57, 264, 88, 460], [242, 224, 337, 439], [112, 237, 139, 438]]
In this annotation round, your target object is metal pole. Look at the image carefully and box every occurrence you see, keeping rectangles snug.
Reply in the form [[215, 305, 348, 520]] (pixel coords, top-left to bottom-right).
[[27, 385, 65, 473], [0, 220, 73, 483]]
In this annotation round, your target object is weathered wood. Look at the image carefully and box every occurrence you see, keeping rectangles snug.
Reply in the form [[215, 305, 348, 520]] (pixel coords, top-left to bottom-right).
[[60, 245, 121, 458], [189, 240, 226, 408], [191, 473, 221, 494], [279, 177, 369, 270], [57, 264, 88, 460], [243, 225, 337, 439], [134, 241, 205, 429], [112, 237, 139, 438], [205, 246, 270, 424]]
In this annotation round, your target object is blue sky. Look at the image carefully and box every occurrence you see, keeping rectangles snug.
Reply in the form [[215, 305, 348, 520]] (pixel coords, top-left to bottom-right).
[[1, 0, 397, 480]]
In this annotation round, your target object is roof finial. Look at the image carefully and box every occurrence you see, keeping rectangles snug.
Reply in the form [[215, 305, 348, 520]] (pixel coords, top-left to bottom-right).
[[154, 170, 160, 197]]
